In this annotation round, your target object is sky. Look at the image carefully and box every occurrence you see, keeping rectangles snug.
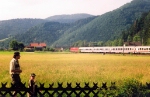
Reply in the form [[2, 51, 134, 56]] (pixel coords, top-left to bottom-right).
[[0, 0, 132, 20]]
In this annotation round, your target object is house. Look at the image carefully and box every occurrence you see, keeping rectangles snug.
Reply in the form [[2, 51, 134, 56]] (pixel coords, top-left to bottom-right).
[[25, 43, 47, 51], [124, 42, 142, 46], [30, 43, 46, 48]]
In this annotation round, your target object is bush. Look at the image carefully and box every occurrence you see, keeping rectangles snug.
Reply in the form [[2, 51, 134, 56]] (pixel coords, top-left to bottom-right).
[[117, 79, 144, 97], [98, 79, 150, 96]]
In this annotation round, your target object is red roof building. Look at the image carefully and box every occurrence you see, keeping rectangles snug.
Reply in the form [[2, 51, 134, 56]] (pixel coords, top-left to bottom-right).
[[29, 43, 46, 48], [39, 43, 46, 47], [30, 43, 39, 47], [25, 43, 47, 51]]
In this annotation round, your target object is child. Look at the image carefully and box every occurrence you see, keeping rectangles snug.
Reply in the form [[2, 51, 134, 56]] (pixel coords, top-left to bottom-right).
[[28, 73, 37, 97]]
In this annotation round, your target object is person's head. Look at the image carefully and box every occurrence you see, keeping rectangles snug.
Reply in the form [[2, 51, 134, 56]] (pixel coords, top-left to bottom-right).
[[30, 73, 36, 80], [13, 52, 20, 59]]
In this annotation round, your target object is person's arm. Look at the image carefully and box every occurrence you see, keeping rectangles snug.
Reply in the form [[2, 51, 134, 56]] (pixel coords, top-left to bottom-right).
[[28, 80, 32, 88], [11, 69, 22, 73]]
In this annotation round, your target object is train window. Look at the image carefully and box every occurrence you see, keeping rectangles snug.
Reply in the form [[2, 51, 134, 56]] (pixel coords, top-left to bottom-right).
[[88, 49, 91, 50], [140, 48, 142, 50]]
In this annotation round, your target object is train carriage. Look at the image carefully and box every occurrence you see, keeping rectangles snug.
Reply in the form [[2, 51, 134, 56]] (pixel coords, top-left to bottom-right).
[[78, 46, 150, 54], [136, 46, 150, 53]]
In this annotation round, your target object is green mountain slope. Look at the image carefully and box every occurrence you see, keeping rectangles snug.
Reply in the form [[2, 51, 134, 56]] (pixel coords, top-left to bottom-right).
[[14, 16, 97, 46], [52, 0, 150, 47], [15, 22, 70, 46], [121, 11, 150, 45], [1, 0, 150, 48]]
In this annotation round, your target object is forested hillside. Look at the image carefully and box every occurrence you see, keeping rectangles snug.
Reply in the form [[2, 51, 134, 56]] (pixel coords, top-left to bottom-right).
[[15, 22, 70, 46], [0, 14, 92, 41], [0, 19, 48, 40], [13, 16, 97, 46], [121, 11, 150, 45], [1, 0, 150, 48], [52, 0, 150, 47]]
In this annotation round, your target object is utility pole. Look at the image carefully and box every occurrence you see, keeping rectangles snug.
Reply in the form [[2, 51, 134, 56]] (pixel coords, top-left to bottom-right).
[[123, 44, 125, 55]]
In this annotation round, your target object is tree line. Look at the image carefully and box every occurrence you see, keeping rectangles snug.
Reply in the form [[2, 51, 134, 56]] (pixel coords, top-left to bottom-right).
[[121, 11, 150, 45]]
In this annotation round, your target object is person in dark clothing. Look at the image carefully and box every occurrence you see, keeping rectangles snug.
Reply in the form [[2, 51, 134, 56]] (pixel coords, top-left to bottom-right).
[[28, 73, 37, 97], [10, 52, 23, 96]]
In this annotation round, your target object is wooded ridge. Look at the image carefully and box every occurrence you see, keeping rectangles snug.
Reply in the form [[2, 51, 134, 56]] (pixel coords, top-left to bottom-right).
[[0, 0, 150, 48]]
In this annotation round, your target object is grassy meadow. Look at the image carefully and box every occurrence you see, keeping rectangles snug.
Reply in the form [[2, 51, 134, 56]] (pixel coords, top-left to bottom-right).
[[0, 51, 150, 87]]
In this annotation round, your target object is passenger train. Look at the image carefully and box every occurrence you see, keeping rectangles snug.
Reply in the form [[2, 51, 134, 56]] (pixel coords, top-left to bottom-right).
[[70, 46, 150, 54]]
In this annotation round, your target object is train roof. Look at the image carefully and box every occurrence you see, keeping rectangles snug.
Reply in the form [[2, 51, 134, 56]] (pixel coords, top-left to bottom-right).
[[79, 46, 133, 48]]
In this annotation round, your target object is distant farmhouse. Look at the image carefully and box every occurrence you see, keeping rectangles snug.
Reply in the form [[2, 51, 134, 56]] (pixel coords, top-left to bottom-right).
[[124, 42, 142, 46], [25, 42, 46, 51]]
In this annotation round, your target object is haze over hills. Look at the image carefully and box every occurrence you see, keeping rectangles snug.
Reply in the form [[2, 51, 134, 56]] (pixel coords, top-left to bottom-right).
[[0, 0, 150, 48], [45, 13, 94, 23], [0, 19, 48, 40]]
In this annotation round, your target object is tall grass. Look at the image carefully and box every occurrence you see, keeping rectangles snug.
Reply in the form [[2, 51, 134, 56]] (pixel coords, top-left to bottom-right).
[[0, 52, 150, 87]]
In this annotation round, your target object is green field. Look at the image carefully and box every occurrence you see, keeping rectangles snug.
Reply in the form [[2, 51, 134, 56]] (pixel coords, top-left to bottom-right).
[[0, 51, 150, 87]]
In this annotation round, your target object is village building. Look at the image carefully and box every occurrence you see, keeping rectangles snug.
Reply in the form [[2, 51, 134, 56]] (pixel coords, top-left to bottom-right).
[[124, 42, 142, 46], [25, 43, 46, 51]]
